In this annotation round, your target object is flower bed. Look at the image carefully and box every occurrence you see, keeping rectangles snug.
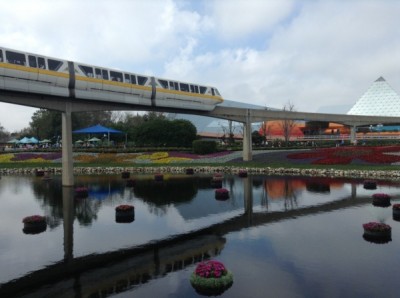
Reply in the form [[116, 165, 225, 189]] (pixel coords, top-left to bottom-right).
[[115, 204, 135, 223], [362, 222, 392, 243], [190, 260, 233, 296], [287, 146, 400, 165], [215, 188, 229, 200], [22, 215, 47, 234], [372, 193, 391, 207]]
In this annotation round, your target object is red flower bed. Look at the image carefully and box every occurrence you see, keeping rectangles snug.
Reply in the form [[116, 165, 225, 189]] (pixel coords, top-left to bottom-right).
[[287, 146, 400, 165]]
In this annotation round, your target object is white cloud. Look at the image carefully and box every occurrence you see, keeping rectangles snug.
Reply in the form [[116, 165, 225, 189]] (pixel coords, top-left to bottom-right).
[[209, 0, 296, 40]]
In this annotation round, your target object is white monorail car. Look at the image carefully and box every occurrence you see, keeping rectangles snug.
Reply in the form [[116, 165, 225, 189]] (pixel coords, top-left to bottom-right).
[[0, 47, 223, 111]]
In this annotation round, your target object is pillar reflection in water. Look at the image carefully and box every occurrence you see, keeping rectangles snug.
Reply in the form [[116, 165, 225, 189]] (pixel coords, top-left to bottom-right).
[[243, 176, 253, 226], [62, 186, 75, 261]]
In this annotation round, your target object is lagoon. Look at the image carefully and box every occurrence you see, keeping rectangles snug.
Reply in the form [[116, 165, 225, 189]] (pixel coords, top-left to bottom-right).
[[1, 173, 400, 297]]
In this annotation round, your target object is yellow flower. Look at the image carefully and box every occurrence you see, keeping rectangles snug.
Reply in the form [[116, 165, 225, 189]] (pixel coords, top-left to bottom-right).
[[0, 154, 15, 162]]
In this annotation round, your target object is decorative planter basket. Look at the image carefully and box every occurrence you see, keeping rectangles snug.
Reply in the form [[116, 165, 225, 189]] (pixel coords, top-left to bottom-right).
[[154, 174, 164, 182], [215, 188, 229, 200], [22, 215, 47, 234], [35, 170, 45, 177], [185, 168, 194, 175], [190, 260, 233, 296], [363, 180, 377, 190], [211, 173, 223, 188], [393, 204, 400, 221], [121, 171, 130, 179], [115, 205, 135, 223], [372, 193, 391, 207], [75, 187, 89, 198], [126, 179, 135, 187], [238, 170, 248, 178], [362, 222, 392, 244]]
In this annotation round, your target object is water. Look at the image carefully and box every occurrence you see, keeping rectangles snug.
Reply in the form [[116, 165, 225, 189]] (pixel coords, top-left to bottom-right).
[[1, 173, 400, 297]]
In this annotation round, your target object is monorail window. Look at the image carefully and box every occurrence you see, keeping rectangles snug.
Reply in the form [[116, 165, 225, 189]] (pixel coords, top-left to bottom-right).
[[214, 88, 221, 96], [0, 50, 2, 62], [137, 76, 147, 85], [211, 88, 215, 96], [48, 59, 62, 71], [110, 71, 123, 82], [124, 74, 131, 83], [199, 86, 207, 94], [159, 80, 168, 89], [79, 65, 94, 77], [95, 68, 102, 79], [38, 57, 46, 69], [130, 75, 137, 84], [180, 83, 189, 92], [6, 51, 26, 66], [190, 85, 198, 93], [28, 55, 37, 68], [102, 69, 109, 80]]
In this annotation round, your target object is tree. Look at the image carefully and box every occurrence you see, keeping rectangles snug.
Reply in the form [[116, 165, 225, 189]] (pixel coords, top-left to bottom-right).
[[279, 101, 296, 145], [132, 118, 197, 147], [252, 130, 263, 146], [0, 123, 10, 143]]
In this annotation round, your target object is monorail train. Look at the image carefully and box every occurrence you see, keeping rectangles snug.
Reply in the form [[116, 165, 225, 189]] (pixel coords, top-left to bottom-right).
[[0, 47, 223, 111]]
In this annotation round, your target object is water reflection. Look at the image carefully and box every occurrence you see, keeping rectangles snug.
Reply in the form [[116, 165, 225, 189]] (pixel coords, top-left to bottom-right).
[[1, 174, 400, 297]]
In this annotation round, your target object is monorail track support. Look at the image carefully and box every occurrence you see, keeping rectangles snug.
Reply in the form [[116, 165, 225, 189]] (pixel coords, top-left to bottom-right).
[[61, 103, 74, 186]]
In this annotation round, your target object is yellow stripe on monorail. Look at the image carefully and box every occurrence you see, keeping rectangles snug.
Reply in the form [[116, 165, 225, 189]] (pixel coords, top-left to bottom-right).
[[0, 62, 70, 78]]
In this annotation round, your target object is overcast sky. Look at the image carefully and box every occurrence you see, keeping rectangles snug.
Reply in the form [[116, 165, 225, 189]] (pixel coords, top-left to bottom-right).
[[1, 0, 399, 132]]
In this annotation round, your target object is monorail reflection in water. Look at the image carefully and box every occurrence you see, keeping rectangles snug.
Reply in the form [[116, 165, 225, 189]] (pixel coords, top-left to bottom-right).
[[1, 173, 400, 297]]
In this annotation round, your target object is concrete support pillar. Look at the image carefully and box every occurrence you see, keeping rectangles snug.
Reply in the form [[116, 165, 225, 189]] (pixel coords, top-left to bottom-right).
[[62, 103, 74, 186], [242, 109, 252, 161], [350, 125, 357, 145]]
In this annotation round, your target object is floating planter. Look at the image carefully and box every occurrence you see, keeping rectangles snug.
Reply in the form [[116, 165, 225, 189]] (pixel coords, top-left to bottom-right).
[[121, 171, 130, 179], [238, 170, 248, 177], [362, 222, 391, 244], [215, 188, 229, 200], [372, 193, 391, 207], [42, 172, 52, 181], [211, 173, 223, 188], [75, 187, 89, 198], [363, 180, 377, 190], [126, 179, 135, 187], [22, 215, 47, 234], [393, 204, 400, 221], [115, 204, 135, 223], [154, 173, 164, 182], [190, 260, 233, 296], [185, 168, 194, 175], [35, 170, 45, 177]]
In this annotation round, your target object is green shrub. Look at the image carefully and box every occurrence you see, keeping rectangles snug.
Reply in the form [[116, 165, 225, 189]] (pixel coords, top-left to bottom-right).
[[192, 140, 217, 154]]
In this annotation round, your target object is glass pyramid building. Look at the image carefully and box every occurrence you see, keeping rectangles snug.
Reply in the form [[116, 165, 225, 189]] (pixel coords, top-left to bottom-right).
[[347, 77, 400, 116]]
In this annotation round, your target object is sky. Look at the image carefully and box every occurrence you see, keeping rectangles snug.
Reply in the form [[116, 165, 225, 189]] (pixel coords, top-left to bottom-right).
[[0, 0, 399, 132]]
